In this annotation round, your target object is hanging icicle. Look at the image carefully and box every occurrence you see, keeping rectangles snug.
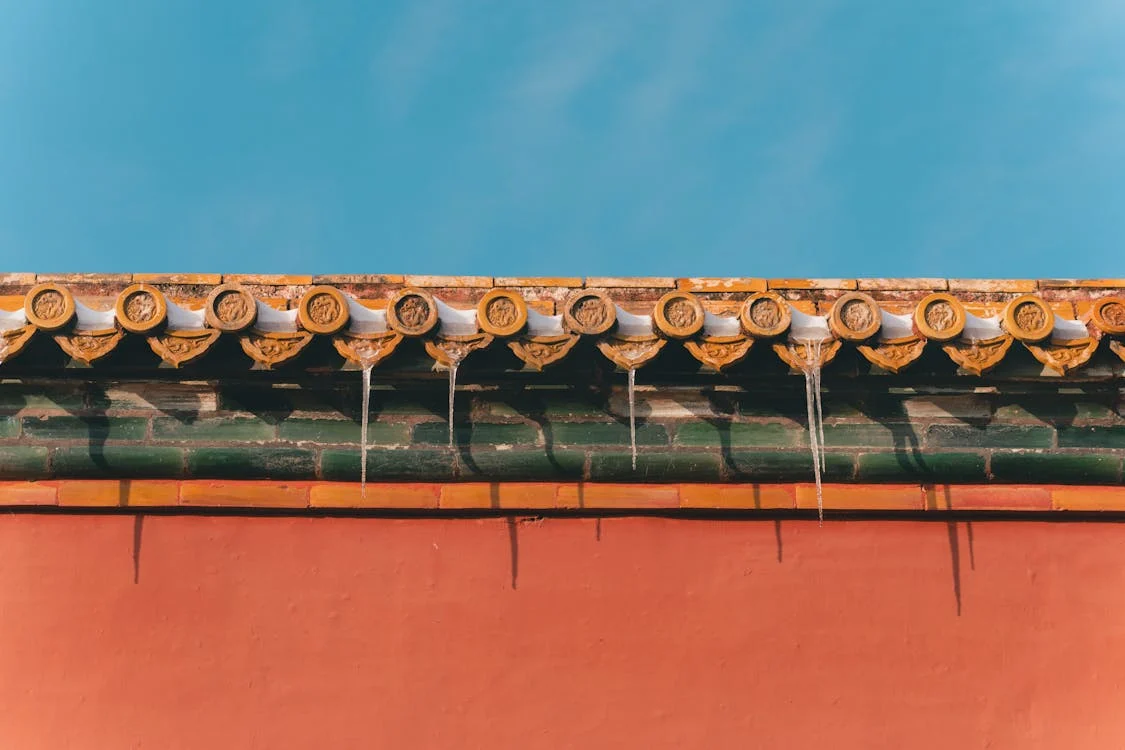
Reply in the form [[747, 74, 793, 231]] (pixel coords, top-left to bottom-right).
[[360, 364, 373, 498], [628, 367, 637, 470], [792, 339, 827, 525], [448, 361, 459, 449]]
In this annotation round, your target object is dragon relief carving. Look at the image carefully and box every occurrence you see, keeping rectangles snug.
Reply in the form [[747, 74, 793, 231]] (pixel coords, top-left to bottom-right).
[[0, 325, 36, 363], [239, 330, 314, 368], [857, 336, 927, 374], [596, 335, 666, 370], [333, 331, 404, 367], [53, 329, 125, 365], [942, 335, 1014, 376], [508, 334, 580, 371], [683, 335, 754, 371], [772, 339, 841, 371], [424, 333, 494, 367], [1024, 337, 1100, 375], [148, 329, 221, 367]]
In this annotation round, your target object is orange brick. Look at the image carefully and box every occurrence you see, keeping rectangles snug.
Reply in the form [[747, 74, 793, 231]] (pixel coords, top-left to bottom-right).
[[557, 483, 679, 509], [180, 481, 309, 508], [675, 278, 767, 293], [36, 273, 132, 284], [585, 277, 676, 288], [1051, 486, 1125, 511], [856, 278, 948, 291], [223, 274, 313, 285], [132, 273, 223, 284], [404, 275, 494, 288], [57, 480, 179, 507], [925, 485, 1051, 511], [948, 279, 1037, 293], [440, 482, 558, 509], [679, 484, 794, 509], [526, 300, 556, 315], [310, 482, 439, 508], [0, 481, 57, 506], [768, 278, 858, 290], [796, 483, 923, 511], [258, 297, 290, 310], [0, 273, 36, 285], [1038, 279, 1125, 289], [351, 298, 389, 310], [311, 274, 405, 284], [495, 277, 584, 288]]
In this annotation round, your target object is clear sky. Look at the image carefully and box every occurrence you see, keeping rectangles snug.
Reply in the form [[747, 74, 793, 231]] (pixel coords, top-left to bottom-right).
[[1, 1, 1122, 277]]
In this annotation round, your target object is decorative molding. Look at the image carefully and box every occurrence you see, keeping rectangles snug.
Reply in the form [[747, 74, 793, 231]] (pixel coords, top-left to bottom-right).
[[1025, 337, 1100, 375], [683, 335, 754, 371], [596, 334, 666, 370], [424, 333, 494, 367], [773, 340, 842, 371], [53, 328, 124, 365], [0, 325, 36, 362], [148, 329, 221, 367], [239, 330, 314, 368], [508, 334, 580, 371], [332, 331, 404, 367], [943, 335, 1014, 376], [857, 336, 927, 374], [1002, 295, 1054, 343]]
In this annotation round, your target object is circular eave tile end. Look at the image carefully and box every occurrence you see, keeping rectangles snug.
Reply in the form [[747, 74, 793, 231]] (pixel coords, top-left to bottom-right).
[[298, 285, 350, 335], [477, 289, 528, 337], [24, 283, 76, 331], [115, 284, 168, 334]]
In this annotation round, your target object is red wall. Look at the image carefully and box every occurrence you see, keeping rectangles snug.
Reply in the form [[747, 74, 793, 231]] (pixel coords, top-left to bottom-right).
[[2, 514, 1124, 748]]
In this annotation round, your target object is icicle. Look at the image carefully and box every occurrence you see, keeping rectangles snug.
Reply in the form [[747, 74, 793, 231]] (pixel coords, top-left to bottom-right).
[[360, 364, 373, 498], [448, 361, 459, 449], [628, 367, 637, 470], [794, 340, 826, 525]]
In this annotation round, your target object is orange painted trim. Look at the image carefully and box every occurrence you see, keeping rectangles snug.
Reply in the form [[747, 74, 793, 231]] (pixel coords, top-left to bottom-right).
[[6, 480, 1125, 512]]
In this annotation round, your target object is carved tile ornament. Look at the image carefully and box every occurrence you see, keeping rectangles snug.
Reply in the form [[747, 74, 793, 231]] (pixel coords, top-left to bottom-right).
[[148, 329, 221, 367], [54, 328, 124, 365], [857, 336, 927, 374], [1003, 295, 1054, 343], [298, 285, 349, 335], [1110, 340, 1125, 364], [24, 283, 76, 331], [333, 331, 404, 367], [477, 289, 528, 337], [508, 334, 580, 371], [8, 280, 1125, 376], [116, 284, 167, 334], [596, 334, 666, 370], [739, 292, 791, 338], [205, 285, 257, 332], [1025, 337, 1100, 375], [424, 333, 494, 368], [563, 290, 616, 335], [0, 325, 36, 363], [239, 330, 313, 368], [773, 340, 842, 371], [386, 289, 439, 337], [829, 293, 881, 341], [1091, 296, 1125, 337], [913, 293, 965, 342], [653, 291, 704, 340], [942, 335, 1014, 376], [684, 335, 754, 371]]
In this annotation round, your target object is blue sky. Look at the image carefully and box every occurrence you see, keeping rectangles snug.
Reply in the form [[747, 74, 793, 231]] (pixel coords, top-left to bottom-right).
[[1, 1, 1123, 277]]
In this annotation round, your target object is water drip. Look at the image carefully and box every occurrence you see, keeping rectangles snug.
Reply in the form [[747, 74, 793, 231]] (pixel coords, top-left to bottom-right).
[[628, 368, 637, 470], [360, 364, 373, 497]]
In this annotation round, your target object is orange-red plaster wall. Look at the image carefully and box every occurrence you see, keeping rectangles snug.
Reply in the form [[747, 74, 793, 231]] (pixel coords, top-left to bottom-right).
[[2, 514, 1124, 749]]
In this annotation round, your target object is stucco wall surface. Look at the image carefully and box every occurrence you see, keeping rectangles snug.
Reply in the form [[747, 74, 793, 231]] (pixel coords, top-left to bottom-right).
[[2, 513, 1124, 748]]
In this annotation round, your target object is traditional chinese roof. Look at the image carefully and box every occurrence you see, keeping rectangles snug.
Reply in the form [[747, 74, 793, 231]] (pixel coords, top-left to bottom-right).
[[1, 274, 1123, 377]]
